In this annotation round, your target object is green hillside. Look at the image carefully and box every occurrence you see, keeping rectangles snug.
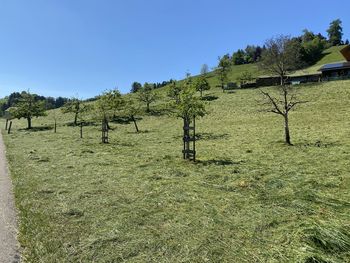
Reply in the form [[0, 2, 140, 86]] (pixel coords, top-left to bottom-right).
[[199, 45, 346, 85], [2, 79, 350, 262]]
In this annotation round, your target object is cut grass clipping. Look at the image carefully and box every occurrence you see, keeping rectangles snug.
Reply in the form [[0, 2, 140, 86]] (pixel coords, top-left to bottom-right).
[[2, 80, 350, 262]]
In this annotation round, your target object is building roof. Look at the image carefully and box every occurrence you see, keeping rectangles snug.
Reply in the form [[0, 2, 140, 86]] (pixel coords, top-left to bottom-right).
[[318, 61, 350, 72], [340, 45, 350, 61]]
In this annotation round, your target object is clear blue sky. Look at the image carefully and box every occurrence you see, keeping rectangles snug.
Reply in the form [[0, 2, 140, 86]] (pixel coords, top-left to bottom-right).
[[0, 0, 349, 98]]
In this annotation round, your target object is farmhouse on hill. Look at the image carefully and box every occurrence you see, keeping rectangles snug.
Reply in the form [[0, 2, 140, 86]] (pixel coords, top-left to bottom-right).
[[318, 45, 350, 80]]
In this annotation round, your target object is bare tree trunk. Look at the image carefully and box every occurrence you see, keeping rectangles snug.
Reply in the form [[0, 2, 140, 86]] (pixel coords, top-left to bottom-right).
[[200, 89, 203, 98], [74, 113, 78, 126], [131, 115, 139, 132], [284, 114, 292, 145], [8, 121, 12, 134], [146, 102, 150, 112], [27, 117, 32, 129]]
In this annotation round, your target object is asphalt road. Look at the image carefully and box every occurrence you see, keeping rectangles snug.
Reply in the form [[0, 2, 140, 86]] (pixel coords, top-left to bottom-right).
[[0, 132, 20, 263]]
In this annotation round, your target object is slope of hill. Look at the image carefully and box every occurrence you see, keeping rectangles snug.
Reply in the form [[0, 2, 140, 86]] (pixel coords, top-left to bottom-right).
[[195, 45, 346, 86], [2, 79, 350, 262]]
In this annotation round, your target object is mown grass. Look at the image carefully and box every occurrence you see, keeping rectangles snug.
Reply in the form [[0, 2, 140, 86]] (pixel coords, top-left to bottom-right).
[[2, 80, 350, 262]]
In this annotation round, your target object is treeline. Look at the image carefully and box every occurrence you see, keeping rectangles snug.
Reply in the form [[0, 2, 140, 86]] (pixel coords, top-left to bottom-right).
[[219, 19, 347, 67], [0, 91, 69, 116], [130, 79, 176, 93]]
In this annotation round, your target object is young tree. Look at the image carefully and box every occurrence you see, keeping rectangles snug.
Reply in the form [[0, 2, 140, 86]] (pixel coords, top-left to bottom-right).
[[61, 97, 88, 126], [237, 71, 254, 86], [95, 89, 124, 129], [167, 81, 182, 104], [194, 76, 210, 98], [131, 82, 142, 93], [259, 35, 303, 85], [124, 100, 141, 132], [174, 82, 207, 121], [259, 85, 307, 145], [137, 83, 157, 113], [217, 55, 231, 91], [327, 19, 343, 46], [12, 92, 46, 129]]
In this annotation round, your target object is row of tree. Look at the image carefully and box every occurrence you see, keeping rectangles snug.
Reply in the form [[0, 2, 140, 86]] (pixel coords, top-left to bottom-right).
[[220, 19, 347, 67], [6, 76, 209, 132], [130, 79, 176, 93]]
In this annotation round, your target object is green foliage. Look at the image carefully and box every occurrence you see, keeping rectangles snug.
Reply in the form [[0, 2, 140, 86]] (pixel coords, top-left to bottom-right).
[[217, 55, 231, 89], [12, 92, 47, 129], [194, 76, 210, 97], [95, 89, 124, 122], [327, 19, 343, 46], [167, 81, 182, 104], [174, 82, 207, 119], [131, 82, 142, 93], [301, 37, 327, 65], [62, 98, 89, 125], [137, 83, 158, 112], [237, 71, 254, 86], [299, 30, 328, 65], [232, 49, 245, 65]]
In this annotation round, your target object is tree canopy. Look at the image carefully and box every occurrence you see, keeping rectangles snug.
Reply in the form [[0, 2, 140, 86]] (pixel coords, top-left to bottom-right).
[[11, 92, 47, 129], [327, 19, 343, 46]]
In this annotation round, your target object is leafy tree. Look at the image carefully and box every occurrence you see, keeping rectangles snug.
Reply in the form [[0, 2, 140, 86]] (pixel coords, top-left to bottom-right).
[[55, 97, 68, 108], [301, 29, 316, 42], [327, 19, 343, 46], [232, 49, 245, 65], [244, 45, 257, 63], [167, 81, 182, 104], [301, 37, 326, 65], [174, 82, 207, 120], [62, 97, 89, 125], [259, 35, 303, 85], [137, 83, 157, 113], [194, 76, 210, 98], [124, 100, 141, 132], [237, 71, 254, 86], [217, 55, 231, 91], [95, 89, 124, 129], [12, 92, 47, 129], [131, 82, 142, 93]]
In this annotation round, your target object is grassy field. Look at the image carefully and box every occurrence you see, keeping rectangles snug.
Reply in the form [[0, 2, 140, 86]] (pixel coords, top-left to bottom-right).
[[2, 79, 350, 262]]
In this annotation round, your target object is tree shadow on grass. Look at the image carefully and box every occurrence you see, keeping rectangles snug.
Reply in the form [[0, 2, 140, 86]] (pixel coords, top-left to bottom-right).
[[196, 132, 230, 140], [201, 95, 219, 101], [66, 121, 97, 127], [196, 159, 242, 166], [147, 108, 173, 116], [19, 126, 53, 132], [111, 116, 143, 125], [294, 140, 341, 148], [126, 130, 151, 134]]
